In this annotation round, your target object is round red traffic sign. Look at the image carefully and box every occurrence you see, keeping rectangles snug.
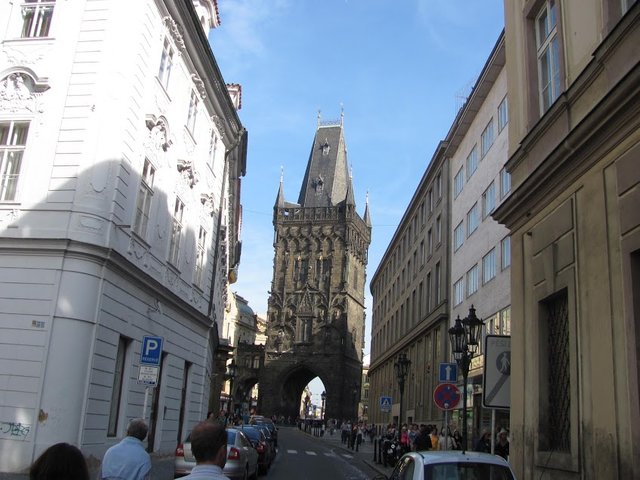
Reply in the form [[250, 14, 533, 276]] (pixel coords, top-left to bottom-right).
[[433, 383, 461, 411]]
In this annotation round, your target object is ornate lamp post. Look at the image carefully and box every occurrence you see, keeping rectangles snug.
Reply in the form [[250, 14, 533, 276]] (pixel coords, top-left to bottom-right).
[[394, 352, 411, 427], [226, 359, 237, 415], [321, 391, 326, 421], [448, 305, 484, 452]]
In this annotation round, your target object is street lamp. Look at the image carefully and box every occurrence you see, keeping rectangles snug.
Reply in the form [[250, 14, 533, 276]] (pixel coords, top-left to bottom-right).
[[448, 305, 484, 453], [226, 359, 237, 415], [394, 352, 411, 427], [321, 391, 326, 421]]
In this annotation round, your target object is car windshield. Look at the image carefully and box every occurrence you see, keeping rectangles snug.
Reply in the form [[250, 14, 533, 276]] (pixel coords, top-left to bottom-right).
[[226, 430, 236, 443], [425, 462, 514, 480]]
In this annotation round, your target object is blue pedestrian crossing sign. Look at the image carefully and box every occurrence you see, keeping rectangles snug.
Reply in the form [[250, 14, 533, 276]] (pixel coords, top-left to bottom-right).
[[379, 396, 392, 412], [439, 362, 458, 383]]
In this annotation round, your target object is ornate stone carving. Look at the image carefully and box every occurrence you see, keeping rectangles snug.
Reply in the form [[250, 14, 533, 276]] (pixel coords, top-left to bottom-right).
[[162, 16, 186, 52], [191, 74, 207, 100], [177, 159, 198, 188], [145, 118, 171, 152], [201, 192, 215, 216], [0, 73, 44, 113]]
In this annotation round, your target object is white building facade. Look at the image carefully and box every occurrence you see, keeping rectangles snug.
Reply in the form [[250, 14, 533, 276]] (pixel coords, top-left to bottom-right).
[[0, 0, 246, 476], [448, 34, 511, 436]]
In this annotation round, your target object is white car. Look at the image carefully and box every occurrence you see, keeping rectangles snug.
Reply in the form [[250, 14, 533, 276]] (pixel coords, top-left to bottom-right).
[[382, 450, 516, 480], [175, 427, 259, 480]]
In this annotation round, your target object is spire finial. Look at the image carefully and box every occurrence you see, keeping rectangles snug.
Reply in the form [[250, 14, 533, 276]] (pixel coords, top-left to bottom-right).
[[350, 164, 353, 179], [340, 103, 344, 126], [366, 190, 369, 205], [317, 109, 321, 127], [280, 165, 284, 183]]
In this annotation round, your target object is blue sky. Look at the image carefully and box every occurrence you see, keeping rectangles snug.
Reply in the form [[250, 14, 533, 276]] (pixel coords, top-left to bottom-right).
[[210, 0, 505, 362]]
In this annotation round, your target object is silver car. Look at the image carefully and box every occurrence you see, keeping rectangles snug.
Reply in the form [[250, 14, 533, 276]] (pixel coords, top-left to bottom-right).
[[174, 427, 259, 480], [380, 450, 516, 480]]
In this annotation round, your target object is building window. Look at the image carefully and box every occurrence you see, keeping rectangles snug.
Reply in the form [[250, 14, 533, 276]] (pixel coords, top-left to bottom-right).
[[21, 0, 55, 38], [435, 262, 441, 303], [108, 336, 129, 437], [169, 197, 185, 266], [536, 0, 561, 114], [481, 119, 494, 158], [501, 236, 511, 269], [498, 96, 508, 132], [419, 240, 425, 266], [427, 229, 433, 256], [436, 215, 442, 244], [436, 172, 442, 199], [466, 145, 478, 180], [187, 90, 199, 134], [158, 37, 174, 90], [428, 189, 433, 213], [194, 226, 206, 287], [482, 182, 496, 218], [482, 248, 497, 284], [540, 290, 570, 452], [500, 167, 511, 198], [467, 264, 479, 296], [467, 203, 479, 236], [454, 278, 464, 306], [133, 159, 155, 239], [426, 272, 432, 313], [454, 166, 464, 198], [177, 362, 191, 443], [0, 121, 29, 202], [454, 221, 464, 251]]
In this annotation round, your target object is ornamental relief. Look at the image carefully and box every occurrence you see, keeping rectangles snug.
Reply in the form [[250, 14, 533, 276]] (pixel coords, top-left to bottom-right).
[[3, 44, 50, 66], [0, 73, 45, 113], [161, 16, 185, 53]]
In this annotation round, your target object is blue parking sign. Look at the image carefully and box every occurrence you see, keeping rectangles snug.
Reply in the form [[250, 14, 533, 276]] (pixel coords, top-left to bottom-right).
[[141, 336, 163, 365]]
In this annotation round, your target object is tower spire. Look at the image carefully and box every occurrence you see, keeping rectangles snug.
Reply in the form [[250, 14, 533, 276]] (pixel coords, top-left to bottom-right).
[[275, 166, 285, 208], [364, 190, 371, 227]]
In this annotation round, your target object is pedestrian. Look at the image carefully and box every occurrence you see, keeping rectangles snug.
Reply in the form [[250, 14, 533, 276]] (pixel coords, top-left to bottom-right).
[[180, 421, 230, 479], [355, 423, 363, 452], [101, 418, 151, 480], [494, 428, 510, 460], [413, 424, 431, 451], [438, 428, 455, 450], [430, 426, 439, 450], [474, 429, 492, 453], [452, 430, 463, 450], [30, 442, 89, 480]]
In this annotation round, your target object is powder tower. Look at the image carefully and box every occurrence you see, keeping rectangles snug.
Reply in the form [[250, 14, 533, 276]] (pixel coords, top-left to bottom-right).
[[259, 115, 371, 421]]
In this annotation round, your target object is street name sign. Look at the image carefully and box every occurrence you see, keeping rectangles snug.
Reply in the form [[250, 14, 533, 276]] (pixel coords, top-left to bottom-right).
[[379, 396, 392, 413], [433, 383, 461, 411], [141, 335, 163, 366], [483, 335, 511, 409], [439, 362, 458, 383]]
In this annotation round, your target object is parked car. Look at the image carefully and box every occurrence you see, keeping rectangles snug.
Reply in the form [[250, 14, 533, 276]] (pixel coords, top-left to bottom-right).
[[249, 416, 278, 447], [175, 427, 259, 480], [378, 451, 516, 480], [236, 425, 275, 474]]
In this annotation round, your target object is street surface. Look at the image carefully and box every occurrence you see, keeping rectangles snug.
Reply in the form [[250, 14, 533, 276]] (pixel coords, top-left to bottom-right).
[[268, 426, 388, 480]]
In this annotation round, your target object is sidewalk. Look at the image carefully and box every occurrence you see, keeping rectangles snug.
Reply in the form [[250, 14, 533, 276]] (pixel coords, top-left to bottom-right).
[[302, 428, 394, 478]]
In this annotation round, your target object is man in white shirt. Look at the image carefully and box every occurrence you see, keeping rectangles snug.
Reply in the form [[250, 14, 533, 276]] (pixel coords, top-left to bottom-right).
[[181, 421, 229, 480]]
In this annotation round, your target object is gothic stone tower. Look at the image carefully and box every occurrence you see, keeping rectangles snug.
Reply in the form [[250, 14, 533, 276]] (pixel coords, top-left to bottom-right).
[[260, 118, 371, 421]]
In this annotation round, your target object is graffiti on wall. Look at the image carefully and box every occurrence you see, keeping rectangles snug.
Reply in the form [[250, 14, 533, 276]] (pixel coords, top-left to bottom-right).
[[0, 421, 31, 441]]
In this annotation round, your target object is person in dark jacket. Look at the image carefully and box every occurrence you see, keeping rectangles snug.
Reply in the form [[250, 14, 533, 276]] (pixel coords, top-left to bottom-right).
[[494, 429, 510, 460], [474, 429, 491, 453], [413, 424, 432, 451]]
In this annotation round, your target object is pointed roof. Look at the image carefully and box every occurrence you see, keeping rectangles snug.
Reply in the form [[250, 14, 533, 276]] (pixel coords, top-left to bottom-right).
[[297, 121, 350, 208], [364, 192, 371, 227], [274, 166, 285, 207]]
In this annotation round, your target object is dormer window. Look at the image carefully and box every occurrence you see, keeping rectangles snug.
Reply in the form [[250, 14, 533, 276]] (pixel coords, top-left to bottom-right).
[[321, 139, 330, 156]]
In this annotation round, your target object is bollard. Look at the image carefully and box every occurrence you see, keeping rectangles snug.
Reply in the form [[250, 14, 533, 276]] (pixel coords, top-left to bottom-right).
[[373, 437, 377, 463]]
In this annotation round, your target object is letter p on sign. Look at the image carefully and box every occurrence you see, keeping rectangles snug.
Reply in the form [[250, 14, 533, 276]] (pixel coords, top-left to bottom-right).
[[141, 336, 163, 366]]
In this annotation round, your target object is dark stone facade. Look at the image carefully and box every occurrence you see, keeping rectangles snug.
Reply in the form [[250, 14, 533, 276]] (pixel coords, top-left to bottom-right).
[[258, 119, 371, 421]]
